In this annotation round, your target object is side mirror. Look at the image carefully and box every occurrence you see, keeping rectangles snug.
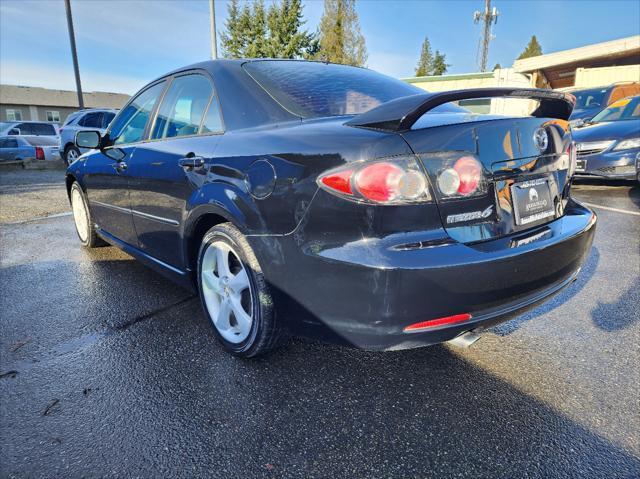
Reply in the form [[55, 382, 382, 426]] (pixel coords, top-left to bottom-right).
[[75, 130, 101, 149]]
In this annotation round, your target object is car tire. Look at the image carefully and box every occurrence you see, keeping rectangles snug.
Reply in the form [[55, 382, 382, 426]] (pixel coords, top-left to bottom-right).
[[70, 182, 105, 248], [64, 145, 81, 166], [197, 222, 285, 357]]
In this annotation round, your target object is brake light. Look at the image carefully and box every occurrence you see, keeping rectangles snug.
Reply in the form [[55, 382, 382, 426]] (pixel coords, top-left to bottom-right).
[[35, 147, 45, 160], [318, 157, 431, 204], [403, 313, 472, 332], [437, 156, 483, 197]]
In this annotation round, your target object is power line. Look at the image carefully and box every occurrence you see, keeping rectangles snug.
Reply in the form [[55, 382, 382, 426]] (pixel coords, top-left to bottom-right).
[[473, 0, 499, 72]]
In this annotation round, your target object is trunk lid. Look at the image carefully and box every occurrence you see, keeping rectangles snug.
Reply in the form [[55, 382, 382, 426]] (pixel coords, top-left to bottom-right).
[[401, 116, 573, 243]]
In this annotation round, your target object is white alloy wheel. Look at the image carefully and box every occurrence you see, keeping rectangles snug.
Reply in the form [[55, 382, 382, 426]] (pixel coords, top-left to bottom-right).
[[71, 186, 89, 242], [200, 240, 253, 344]]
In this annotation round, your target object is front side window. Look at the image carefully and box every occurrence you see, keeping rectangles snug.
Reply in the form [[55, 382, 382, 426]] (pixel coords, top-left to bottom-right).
[[151, 74, 214, 139], [46, 111, 60, 122], [109, 81, 166, 145], [6, 109, 22, 121]]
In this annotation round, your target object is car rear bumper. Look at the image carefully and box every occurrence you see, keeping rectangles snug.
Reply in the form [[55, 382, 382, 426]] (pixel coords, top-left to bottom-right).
[[250, 199, 596, 351]]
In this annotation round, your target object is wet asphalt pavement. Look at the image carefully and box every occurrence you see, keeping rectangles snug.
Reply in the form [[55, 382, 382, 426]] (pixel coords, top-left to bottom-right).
[[1, 172, 639, 478]]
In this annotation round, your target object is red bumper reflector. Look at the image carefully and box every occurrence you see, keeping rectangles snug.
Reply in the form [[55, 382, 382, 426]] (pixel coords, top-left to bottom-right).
[[403, 313, 472, 332]]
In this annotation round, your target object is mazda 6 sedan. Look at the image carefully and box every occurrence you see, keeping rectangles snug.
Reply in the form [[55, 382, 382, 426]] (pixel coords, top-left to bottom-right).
[[66, 59, 596, 357]]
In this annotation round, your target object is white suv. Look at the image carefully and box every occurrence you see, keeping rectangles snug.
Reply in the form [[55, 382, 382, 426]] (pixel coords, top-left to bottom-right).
[[60, 109, 117, 165]]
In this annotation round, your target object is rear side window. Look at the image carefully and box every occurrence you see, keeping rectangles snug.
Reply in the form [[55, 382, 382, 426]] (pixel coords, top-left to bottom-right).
[[79, 112, 103, 128], [31, 123, 57, 135], [243, 61, 425, 118], [16, 123, 33, 134], [151, 74, 213, 139], [102, 112, 116, 128], [110, 81, 166, 145]]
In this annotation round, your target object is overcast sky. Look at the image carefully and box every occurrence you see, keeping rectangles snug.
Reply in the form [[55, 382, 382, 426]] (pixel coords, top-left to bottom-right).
[[1, 0, 639, 94]]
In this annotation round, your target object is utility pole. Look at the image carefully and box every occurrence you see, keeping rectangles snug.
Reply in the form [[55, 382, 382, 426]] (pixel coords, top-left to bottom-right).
[[473, 0, 499, 72], [64, 0, 84, 108], [209, 0, 217, 59]]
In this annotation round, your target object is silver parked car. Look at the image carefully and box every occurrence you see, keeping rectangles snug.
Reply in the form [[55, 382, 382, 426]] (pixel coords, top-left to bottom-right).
[[0, 121, 60, 139], [59, 109, 117, 164], [0, 135, 60, 162]]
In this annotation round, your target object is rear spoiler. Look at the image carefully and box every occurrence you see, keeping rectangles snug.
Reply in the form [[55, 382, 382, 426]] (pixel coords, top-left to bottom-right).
[[345, 88, 576, 132]]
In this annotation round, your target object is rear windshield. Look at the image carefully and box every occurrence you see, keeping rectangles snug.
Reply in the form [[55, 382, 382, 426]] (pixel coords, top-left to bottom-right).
[[243, 61, 460, 119], [573, 88, 607, 109], [24, 136, 59, 146]]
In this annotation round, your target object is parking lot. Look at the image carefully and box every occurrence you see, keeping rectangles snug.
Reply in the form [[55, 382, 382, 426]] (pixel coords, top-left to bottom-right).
[[0, 170, 638, 478]]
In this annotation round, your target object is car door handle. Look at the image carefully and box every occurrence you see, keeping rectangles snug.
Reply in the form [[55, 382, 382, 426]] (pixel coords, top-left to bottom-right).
[[179, 156, 205, 169], [112, 161, 127, 172]]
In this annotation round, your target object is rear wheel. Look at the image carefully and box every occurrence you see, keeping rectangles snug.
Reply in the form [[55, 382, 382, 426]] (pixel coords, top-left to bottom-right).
[[64, 145, 80, 166], [197, 223, 284, 357], [70, 182, 104, 248]]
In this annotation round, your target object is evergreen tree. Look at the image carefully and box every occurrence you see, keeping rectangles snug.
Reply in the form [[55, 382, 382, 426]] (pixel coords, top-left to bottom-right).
[[415, 37, 433, 77], [493, 62, 502, 70], [316, 0, 367, 66], [220, 0, 245, 58], [221, 0, 314, 59], [431, 50, 448, 75], [517, 35, 543, 60], [266, 0, 314, 58]]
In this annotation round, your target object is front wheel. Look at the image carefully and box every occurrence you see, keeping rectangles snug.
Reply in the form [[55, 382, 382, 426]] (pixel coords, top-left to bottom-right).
[[70, 182, 104, 248], [197, 223, 285, 357]]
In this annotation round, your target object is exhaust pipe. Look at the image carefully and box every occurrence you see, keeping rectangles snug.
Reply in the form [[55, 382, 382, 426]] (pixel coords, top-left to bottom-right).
[[447, 331, 482, 348]]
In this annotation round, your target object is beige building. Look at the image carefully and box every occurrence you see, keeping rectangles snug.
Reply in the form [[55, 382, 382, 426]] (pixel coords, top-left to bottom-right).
[[0, 84, 130, 124], [403, 68, 534, 115], [402, 35, 640, 114]]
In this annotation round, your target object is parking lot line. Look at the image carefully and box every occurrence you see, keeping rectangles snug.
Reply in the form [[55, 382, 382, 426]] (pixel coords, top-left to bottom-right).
[[580, 201, 640, 217]]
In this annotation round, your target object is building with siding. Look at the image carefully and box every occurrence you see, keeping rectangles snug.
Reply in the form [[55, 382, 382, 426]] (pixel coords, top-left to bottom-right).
[[0, 85, 130, 123]]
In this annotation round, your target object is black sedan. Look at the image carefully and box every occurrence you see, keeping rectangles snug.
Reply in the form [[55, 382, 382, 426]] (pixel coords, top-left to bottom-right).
[[67, 60, 596, 357], [573, 95, 640, 181]]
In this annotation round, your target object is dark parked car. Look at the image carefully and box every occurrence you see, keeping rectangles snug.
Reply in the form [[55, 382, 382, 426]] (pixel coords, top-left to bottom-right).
[[66, 60, 596, 357], [573, 95, 640, 181], [569, 82, 640, 127]]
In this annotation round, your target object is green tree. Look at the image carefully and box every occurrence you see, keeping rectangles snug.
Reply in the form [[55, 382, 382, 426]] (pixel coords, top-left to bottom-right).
[[220, 0, 245, 58], [221, 0, 314, 59], [431, 50, 448, 75], [415, 37, 433, 77], [517, 35, 543, 60], [316, 0, 367, 66], [266, 0, 314, 58]]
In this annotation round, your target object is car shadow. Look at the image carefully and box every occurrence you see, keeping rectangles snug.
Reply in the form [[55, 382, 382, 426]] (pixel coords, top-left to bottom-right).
[[590, 276, 640, 332]]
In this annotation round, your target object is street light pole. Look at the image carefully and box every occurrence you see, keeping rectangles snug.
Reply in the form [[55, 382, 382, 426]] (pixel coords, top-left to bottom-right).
[[64, 0, 84, 108], [209, 0, 217, 59]]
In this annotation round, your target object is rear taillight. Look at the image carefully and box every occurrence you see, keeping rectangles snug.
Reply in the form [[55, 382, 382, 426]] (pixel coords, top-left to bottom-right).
[[318, 157, 431, 204], [35, 147, 45, 160], [436, 156, 483, 197]]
